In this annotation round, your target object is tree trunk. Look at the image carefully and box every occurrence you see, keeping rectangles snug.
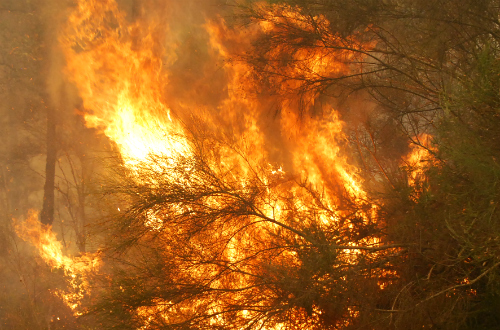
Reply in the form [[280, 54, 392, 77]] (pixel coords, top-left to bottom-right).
[[40, 106, 56, 226]]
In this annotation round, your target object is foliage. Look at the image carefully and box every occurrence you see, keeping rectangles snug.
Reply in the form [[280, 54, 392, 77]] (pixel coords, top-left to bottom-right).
[[390, 44, 500, 329]]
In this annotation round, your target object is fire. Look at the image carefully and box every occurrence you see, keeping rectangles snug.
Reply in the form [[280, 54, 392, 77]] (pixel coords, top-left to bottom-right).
[[60, 0, 189, 169], [14, 210, 100, 314], [16, 0, 394, 328], [204, 6, 375, 210], [61, 0, 370, 203], [405, 133, 435, 188]]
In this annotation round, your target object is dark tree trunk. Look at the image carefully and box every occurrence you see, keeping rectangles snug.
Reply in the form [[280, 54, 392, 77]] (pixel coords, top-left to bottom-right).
[[40, 106, 57, 226]]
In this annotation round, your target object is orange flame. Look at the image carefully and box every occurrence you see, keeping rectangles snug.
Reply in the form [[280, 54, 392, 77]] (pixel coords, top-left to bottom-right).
[[60, 0, 189, 169], [405, 133, 435, 188], [14, 210, 100, 314]]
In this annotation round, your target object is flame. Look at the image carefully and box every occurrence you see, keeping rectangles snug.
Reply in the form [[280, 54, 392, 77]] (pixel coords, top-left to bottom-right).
[[405, 133, 435, 188], [14, 210, 100, 314], [60, 0, 189, 169], [205, 9, 373, 207], [32, 0, 393, 327]]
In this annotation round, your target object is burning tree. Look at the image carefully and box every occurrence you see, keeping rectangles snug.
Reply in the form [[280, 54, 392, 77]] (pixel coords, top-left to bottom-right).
[[89, 126, 402, 329], [51, 1, 408, 327]]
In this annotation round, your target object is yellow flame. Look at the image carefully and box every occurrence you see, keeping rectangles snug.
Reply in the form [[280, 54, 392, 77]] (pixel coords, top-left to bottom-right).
[[61, 0, 189, 169], [14, 210, 100, 314], [405, 133, 435, 188]]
